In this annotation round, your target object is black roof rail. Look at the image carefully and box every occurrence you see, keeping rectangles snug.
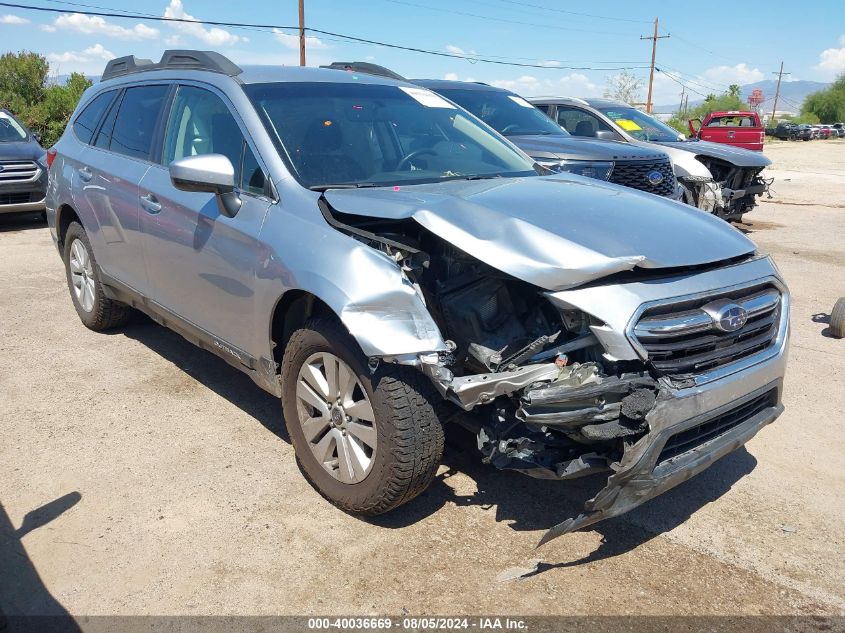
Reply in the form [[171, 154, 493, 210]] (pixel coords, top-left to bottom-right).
[[320, 61, 406, 81], [101, 50, 242, 81]]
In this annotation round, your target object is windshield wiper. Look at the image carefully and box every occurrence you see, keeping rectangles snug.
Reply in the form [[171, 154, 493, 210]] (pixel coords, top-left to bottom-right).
[[309, 183, 381, 192]]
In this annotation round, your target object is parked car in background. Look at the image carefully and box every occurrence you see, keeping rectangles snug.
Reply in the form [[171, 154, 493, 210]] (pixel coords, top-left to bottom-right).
[[833, 123, 845, 138], [794, 124, 814, 141], [412, 80, 681, 200], [530, 97, 771, 222], [688, 111, 765, 151], [0, 108, 48, 219], [766, 121, 799, 140], [48, 50, 789, 544], [813, 125, 831, 139]]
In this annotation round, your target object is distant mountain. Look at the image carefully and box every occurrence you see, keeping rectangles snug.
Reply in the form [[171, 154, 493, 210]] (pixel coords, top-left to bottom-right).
[[654, 79, 830, 114]]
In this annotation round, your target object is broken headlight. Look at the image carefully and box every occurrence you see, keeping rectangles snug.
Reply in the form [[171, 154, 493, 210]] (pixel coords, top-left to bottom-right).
[[555, 160, 614, 181]]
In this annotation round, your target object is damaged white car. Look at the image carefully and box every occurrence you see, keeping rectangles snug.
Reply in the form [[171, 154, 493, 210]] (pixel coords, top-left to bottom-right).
[[49, 52, 789, 544], [530, 97, 773, 222]]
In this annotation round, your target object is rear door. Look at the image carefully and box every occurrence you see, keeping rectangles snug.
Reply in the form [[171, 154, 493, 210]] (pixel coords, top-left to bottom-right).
[[138, 83, 272, 356], [73, 84, 170, 293]]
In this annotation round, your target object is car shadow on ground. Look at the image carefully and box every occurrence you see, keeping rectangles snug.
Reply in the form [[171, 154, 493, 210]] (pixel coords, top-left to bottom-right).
[[117, 314, 758, 567], [119, 313, 289, 443], [0, 213, 46, 233], [0, 493, 82, 631]]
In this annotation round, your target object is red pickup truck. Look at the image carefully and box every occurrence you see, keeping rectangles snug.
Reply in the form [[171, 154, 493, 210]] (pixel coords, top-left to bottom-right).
[[688, 111, 764, 151]]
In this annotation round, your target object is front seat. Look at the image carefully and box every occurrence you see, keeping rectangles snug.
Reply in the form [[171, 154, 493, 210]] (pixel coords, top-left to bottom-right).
[[574, 120, 595, 137], [297, 119, 366, 186]]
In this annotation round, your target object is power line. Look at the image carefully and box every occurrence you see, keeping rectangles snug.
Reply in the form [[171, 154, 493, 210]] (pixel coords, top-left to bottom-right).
[[462, 0, 651, 24], [0, 1, 652, 71], [383, 0, 631, 36]]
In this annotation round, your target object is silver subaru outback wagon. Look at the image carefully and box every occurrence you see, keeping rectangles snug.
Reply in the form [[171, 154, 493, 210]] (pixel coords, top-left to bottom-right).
[[47, 51, 789, 543]]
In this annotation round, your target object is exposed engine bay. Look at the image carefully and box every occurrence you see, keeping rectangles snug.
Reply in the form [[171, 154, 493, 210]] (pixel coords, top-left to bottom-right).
[[681, 156, 772, 222], [320, 195, 668, 538]]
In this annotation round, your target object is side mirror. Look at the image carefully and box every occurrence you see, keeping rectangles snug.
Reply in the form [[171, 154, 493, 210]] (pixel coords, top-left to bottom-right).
[[169, 154, 242, 218], [594, 129, 616, 141], [688, 118, 703, 137], [33, 132, 42, 143]]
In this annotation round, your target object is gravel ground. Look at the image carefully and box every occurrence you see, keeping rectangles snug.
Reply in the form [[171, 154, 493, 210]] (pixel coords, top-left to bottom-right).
[[1, 140, 843, 617]]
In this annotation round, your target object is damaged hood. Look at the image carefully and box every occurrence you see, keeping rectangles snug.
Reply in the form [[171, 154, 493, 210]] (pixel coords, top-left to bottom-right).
[[323, 175, 756, 291], [656, 140, 771, 168]]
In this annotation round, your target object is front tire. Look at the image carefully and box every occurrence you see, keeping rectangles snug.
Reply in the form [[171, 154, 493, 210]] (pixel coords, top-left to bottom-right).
[[63, 221, 131, 331], [281, 317, 444, 516]]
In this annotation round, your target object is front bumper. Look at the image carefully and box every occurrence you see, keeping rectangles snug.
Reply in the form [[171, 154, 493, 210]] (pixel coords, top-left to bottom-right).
[[539, 306, 789, 544], [0, 196, 46, 214]]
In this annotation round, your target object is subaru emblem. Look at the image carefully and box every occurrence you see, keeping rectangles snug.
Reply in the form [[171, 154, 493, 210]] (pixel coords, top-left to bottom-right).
[[715, 303, 748, 332], [646, 170, 664, 186]]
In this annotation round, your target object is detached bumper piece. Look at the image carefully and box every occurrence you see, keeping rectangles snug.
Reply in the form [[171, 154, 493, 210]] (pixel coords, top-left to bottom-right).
[[537, 383, 782, 546]]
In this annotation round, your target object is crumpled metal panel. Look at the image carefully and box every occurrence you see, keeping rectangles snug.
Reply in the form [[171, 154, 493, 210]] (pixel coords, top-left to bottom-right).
[[324, 174, 756, 291]]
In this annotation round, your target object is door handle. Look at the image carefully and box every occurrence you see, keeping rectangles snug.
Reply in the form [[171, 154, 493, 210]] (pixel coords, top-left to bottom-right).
[[728, 131, 736, 138], [140, 193, 162, 214], [77, 166, 93, 182]]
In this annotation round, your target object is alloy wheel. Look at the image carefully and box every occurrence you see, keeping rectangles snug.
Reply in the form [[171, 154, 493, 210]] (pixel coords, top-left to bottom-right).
[[69, 238, 95, 313], [295, 352, 377, 484]]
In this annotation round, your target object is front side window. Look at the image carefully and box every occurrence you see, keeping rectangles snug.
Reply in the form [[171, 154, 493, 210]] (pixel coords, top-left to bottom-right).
[[72, 91, 115, 145], [163, 85, 265, 195], [245, 82, 536, 189], [432, 88, 567, 138], [109, 85, 169, 160], [598, 106, 684, 142]]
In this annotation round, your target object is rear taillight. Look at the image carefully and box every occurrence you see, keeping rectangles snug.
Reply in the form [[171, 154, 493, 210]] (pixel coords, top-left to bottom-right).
[[46, 148, 57, 169]]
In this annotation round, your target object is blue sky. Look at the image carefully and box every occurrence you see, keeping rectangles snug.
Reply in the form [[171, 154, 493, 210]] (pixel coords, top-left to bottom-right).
[[1, 0, 843, 106]]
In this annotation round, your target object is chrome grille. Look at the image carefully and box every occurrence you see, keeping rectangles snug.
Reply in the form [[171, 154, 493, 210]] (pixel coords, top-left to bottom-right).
[[609, 157, 676, 197], [632, 284, 782, 374], [0, 160, 40, 183]]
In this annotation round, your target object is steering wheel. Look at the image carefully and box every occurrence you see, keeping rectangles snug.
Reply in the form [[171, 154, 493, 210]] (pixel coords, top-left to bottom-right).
[[395, 148, 437, 171]]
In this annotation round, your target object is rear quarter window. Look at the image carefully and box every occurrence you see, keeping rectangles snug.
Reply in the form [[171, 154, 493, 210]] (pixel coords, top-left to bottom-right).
[[72, 91, 115, 145]]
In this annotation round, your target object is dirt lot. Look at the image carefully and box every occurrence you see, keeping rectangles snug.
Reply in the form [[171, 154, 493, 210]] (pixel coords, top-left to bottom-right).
[[1, 140, 844, 618]]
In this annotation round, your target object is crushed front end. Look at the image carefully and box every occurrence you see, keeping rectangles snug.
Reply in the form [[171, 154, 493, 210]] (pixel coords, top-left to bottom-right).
[[684, 157, 772, 221], [416, 255, 789, 545]]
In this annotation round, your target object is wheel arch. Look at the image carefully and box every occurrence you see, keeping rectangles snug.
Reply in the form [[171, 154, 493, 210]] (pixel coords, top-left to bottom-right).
[[56, 203, 81, 251]]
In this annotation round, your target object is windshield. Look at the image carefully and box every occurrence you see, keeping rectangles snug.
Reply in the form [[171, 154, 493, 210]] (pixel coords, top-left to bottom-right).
[[432, 88, 568, 137], [245, 82, 537, 189], [598, 106, 683, 142], [0, 111, 28, 142]]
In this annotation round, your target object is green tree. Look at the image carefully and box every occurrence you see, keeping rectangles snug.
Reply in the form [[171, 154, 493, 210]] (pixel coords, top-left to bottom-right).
[[801, 73, 845, 123], [0, 51, 92, 147]]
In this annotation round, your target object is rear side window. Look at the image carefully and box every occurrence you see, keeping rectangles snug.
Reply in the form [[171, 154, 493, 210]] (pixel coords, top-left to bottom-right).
[[73, 91, 115, 144], [110, 85, 169, 160]]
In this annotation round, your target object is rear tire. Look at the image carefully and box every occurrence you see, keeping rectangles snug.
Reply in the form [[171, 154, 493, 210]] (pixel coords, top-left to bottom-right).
[[831, 298, 845, 339], [63, 221, 131, 331], [281, 317, 444, 516]]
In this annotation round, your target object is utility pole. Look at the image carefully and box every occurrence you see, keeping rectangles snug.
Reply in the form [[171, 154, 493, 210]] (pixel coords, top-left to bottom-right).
[[770, 62, 790, 124], [298, 0, 306, 66], [641, 17, 670, 113], [678, 87, 686, 119]]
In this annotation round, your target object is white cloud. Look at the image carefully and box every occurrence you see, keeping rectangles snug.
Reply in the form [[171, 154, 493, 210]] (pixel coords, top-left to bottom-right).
[[446, 44, 479, 58], [700, 63, 764, 86], [40, 24, 56, 32], [0, 14, 29, 24], [272, 29, 327, 50], [489, 73, 601, 98], [444, 72, 459, 81], [47, 43, 115, 72], [816, 34, 845, 76], [51, 13, 158, 39], [164, 0, 240, 46]]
